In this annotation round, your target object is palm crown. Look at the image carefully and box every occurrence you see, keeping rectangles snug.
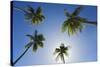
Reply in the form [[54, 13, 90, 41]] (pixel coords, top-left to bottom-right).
[[54, 43, 69, 63], [25, 30, 45, 52], [14, 5, 45, 25], [62, 6, 97, 36]]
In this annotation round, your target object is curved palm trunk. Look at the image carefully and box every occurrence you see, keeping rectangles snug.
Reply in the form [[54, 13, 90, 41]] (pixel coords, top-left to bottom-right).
[[83, 21, 97, 26], [13, 6, 28, 13], [11, 45, 32, 66], [62, 54, 65, 64]]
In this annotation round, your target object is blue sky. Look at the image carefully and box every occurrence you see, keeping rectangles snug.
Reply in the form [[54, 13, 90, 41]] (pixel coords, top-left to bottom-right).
[[12, 1, 97, 66]]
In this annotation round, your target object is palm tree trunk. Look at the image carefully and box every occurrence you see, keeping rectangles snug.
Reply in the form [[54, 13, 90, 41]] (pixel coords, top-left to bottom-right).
[[83, 21, 97, 26], [12, 45, 31, 66], [62, 54, 65, 64], [13, 6, 28, 13]]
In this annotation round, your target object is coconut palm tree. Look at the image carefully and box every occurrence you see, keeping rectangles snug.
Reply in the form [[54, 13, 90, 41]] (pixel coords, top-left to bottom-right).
[[54, 43, 69, 64], [62, 6, 97, 36], [11, 30, 45, 66], [14, 5, 45, 24]]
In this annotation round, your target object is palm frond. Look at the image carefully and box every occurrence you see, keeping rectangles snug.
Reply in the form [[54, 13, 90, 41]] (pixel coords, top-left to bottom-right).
[[54, 48, 60, 55], [64, 9, 71, 17], [64, 47, 68, 51], [37, 34, 45, 41], [32, 43, 38, 52], [38, 42, 44, 48], [36, 7, 42, 15], [64, 51, 69, 57], [62, 20, 69, 32], [31, 16, 43, 24], [41, 15, 45, 19], [67, 22, 74, 35], [35, 17, 40, 24], [72, 6, 83, 16], [38, 16, 44, 22], [31, 17, 37, 24], [26, 34, 34, 40], [26, 5, 35, 14], [25, 13, 33, 20]]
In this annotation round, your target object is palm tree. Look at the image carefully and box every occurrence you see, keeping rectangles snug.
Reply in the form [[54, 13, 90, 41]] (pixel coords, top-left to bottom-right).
[[62, 6, 97, 36], [53, 43, 69, 64], [14, 5, 45, 24], [11, 30, 45, 66]]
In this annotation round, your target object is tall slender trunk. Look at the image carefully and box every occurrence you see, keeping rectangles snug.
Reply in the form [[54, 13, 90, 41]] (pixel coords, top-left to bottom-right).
[[83, 21, 97, 26], [62, 54, 65, 64], [13, 6, 28, 13], [11, 45, 31, 66]]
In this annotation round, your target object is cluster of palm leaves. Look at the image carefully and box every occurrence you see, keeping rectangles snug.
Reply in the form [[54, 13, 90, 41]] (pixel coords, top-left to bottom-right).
[[25, 30, 45, 52], [54, 43, 69, 63], [14, 5, 45, 24], [62, 6, 97, 36]]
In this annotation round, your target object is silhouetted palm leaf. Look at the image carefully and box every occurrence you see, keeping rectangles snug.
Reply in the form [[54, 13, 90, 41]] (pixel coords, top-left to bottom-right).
[[64, 9, 71, 17], [37, 34, 45, 41], [36, 7, 42, 15], [54, 48, 60, 55], [26, 5, 35, 14], [38, 42, 44, 48], [32, 43, 38, 52], [72, 6, 83, 16], [26, 34, 34, 40]]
